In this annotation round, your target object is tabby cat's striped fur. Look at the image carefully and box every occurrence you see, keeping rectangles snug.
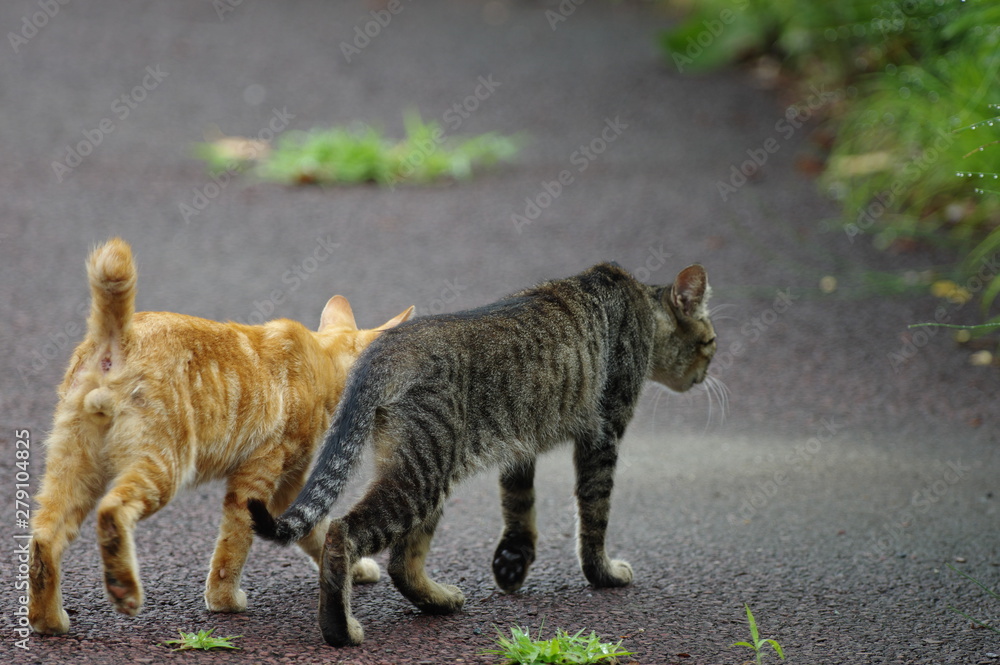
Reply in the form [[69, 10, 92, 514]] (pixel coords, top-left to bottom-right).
[[28, 238, 412, 635], [251, 262, 715, 646]]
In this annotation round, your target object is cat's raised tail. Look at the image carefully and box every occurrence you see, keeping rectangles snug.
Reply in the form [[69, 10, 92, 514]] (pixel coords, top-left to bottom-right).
[[249, 352, 387, 545], [86, 237, 137, 347]]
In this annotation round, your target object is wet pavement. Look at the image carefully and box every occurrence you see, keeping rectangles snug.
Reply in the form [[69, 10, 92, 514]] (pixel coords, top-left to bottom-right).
[[2, 1, 999, 663]]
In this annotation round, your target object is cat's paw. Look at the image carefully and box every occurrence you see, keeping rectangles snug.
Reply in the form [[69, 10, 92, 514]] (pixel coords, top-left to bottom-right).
[[29, 607, 70, 635], [415, 584, 465, 615], [492, 537, 535, 593], [583, 558, 633, 588], [205, 586, 248, 613], [351, 557, 380, 585], [105, 574, 143, 616], [320, 613, 365, 647]]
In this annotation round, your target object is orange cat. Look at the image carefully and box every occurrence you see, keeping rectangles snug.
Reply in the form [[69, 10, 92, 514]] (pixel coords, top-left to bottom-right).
[[28, 238, 413, 635]]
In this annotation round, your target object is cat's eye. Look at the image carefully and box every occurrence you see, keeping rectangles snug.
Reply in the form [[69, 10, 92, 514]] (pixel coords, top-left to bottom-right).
[[701, 336, 716, 346]]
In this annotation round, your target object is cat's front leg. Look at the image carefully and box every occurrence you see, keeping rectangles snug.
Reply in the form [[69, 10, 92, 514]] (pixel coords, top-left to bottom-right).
[[204, 487, 253, 613], [493, 460, 538, 593], [572, 436, 633, 588]]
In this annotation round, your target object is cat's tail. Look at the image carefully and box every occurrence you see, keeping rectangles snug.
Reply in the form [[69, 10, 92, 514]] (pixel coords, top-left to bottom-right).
[[85, 237, 137, 348], [249, 352, 387, 545]]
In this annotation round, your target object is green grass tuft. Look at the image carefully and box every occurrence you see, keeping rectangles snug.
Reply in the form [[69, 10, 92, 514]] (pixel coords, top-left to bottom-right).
[[161, 628, 241, 651], [483, 623, 633, 665], [196, 111, 520, 187]]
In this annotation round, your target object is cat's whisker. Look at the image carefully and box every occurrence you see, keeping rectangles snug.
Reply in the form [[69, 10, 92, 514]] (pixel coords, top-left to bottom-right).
[[708, 375, 731, 424], [707, 303, 738, 324], [699, 374, 730, 431], [649, 382, 667, 430]]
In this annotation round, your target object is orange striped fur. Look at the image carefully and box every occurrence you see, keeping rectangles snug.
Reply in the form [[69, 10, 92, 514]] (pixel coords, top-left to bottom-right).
[[28, 238, 412, 635]]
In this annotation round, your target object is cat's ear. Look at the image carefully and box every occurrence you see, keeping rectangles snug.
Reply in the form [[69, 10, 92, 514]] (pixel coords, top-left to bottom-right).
[[667, 265, 709, 318], [375, 305, 415, 331], [319, 295, 358, 331]]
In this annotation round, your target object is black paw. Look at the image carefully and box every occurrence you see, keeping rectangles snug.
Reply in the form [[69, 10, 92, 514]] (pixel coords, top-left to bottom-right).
[[492, 537, 535, 593]]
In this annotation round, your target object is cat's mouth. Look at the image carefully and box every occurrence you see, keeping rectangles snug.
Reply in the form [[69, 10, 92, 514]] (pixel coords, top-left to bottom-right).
[[651, 365, 707, 393]]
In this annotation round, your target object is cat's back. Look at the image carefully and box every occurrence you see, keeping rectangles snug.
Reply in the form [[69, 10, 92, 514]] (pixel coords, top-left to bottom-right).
[[356, 269, 630, 447]]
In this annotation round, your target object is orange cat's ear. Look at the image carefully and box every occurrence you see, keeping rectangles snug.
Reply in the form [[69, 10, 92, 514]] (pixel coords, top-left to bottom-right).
[[375, 305, 415, 331], [668, 265, 709, 318], [319, 295, 358, 331]]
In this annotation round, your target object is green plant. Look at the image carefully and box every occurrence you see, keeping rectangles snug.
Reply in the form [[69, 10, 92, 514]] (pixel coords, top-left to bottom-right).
[[484, 623, 632, 665], [948, 563, 1000, 633], [665, 0, 1000, 324], [660, 0, 959, 87], [162, 628, 242, 651], [196, 112, 520, 187], [732, 605, 785, 665]]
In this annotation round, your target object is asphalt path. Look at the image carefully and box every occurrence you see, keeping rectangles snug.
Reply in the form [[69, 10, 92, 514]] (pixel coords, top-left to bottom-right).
[[2, 1, 998, 663]]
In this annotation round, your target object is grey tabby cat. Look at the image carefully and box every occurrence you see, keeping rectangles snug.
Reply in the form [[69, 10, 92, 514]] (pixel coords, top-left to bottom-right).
[[250, 262, 716, 647]]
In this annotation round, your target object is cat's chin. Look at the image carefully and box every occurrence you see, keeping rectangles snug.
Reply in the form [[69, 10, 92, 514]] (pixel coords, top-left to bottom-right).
[[650, 370, 705, 393]]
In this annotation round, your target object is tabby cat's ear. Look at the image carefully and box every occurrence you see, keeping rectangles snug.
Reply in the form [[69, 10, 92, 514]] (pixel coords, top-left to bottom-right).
[[375, 305, 415, 331], [319, 295, 358, 331], [667, 265, 709, 318]]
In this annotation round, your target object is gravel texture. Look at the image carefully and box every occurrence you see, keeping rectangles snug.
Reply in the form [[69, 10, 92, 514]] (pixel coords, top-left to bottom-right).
[[2, 1, 999, 664]]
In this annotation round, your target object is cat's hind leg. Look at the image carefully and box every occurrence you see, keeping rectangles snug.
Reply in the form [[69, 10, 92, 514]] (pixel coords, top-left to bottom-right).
[[29, 421, 107, 634], [573, 435, 633, 588], [318, 478, 463, 646], [270, 465, 379, 584], [96, 456, 177, 616], [388, 506, 465, 614], [493, 460, 537, 593]]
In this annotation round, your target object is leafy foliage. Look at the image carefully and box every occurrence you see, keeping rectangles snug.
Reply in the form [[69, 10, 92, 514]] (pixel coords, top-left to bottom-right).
[[662, 0, 1000, 320]]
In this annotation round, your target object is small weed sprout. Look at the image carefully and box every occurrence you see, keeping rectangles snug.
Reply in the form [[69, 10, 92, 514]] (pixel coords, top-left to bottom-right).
[[162, 628, 241, 651], [483, 622, 632, 665], [947, 563, 1000, 633], [732, 605, 785, 665]]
